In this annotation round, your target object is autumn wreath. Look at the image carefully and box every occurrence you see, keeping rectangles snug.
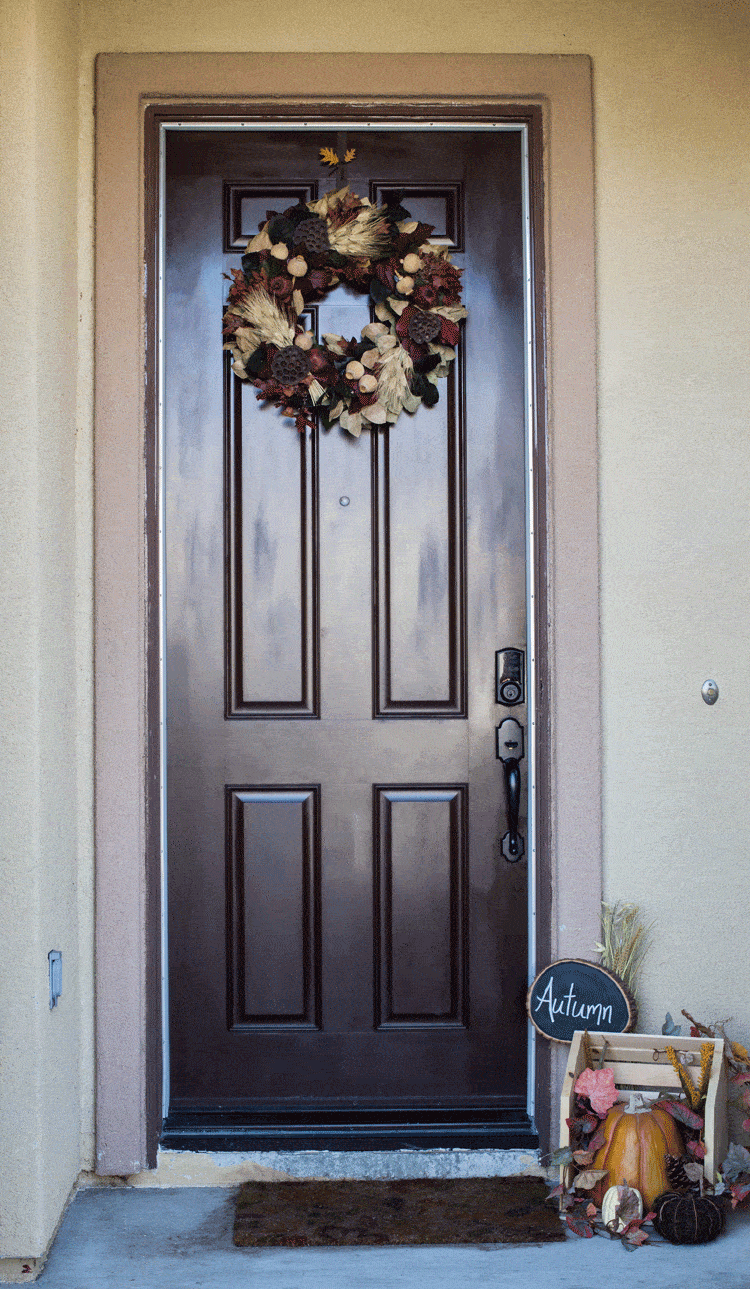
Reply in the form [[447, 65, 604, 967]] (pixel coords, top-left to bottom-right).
[[223, 187, 466, 436]]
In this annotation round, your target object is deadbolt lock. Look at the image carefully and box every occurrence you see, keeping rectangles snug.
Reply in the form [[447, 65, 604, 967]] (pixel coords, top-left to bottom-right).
[[495, 648, 524, 706]]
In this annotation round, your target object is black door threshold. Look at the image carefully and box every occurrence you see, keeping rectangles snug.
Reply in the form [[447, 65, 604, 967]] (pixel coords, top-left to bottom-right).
[[161, 1107, 538, 1152]]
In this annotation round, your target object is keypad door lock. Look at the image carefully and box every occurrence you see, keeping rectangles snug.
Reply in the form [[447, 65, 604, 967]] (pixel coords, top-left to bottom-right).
[[495, 648, 524, 706]]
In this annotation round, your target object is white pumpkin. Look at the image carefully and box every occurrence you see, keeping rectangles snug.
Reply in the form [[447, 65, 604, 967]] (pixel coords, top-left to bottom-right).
[[601, 1183, 643, 1233]]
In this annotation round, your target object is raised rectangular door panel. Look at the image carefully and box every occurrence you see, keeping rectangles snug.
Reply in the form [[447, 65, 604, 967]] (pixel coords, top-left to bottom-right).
[[226, 787, 321, 1029], [164, 128, 531, 1134], [226, 377, 319, 716], [375, 786, 468, 1028]]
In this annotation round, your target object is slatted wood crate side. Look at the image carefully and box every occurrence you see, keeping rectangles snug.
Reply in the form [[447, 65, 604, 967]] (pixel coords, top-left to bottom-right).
[[703, 1040, 728, 1186], [559, 1031, 727, 1197]]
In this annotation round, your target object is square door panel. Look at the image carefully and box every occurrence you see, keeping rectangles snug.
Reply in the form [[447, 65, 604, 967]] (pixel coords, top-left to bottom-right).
[[369, 183, 464, 251]]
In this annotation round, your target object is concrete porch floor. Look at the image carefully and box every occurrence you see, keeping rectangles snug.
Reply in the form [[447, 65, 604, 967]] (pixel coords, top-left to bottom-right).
[[33, 1185, 750, 1288]]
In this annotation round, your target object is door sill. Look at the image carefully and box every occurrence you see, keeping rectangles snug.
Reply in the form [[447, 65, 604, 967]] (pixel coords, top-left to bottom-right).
[[161, 1107, 538, 1152]]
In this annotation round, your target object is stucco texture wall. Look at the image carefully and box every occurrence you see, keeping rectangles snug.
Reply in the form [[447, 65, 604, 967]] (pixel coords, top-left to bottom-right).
[[1, 0, 749, 1262], [0, 0, 90, 1264]]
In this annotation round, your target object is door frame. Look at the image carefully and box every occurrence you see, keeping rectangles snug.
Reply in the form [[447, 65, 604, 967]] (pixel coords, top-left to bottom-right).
[[94, 53, 601, 1174]]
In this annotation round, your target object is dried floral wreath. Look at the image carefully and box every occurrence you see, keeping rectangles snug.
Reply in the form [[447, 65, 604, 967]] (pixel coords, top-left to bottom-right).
[[222, 187, 466, 437]]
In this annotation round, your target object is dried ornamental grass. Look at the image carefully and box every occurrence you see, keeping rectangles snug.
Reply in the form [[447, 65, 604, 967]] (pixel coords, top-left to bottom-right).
[[595, 902, 653, 1000]]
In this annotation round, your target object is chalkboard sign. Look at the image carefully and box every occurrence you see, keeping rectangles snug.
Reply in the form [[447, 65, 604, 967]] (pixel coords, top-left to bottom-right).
[[526, 959, 636, 1042]]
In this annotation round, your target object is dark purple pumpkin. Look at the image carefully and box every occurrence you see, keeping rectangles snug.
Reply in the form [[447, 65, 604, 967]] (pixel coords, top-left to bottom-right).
[[652, 1191, 725, 1244]]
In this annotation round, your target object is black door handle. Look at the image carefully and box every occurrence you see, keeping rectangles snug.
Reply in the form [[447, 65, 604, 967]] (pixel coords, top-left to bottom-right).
[[496, 718, 525, 863]]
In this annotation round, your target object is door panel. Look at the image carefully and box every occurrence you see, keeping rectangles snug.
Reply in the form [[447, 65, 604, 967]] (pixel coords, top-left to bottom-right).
[[164, 128, 531, 1134], [375, 786, 468, 1028]]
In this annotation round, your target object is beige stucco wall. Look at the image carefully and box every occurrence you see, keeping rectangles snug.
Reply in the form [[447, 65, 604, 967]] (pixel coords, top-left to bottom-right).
[[0, 0, 91, 1263], [2, 0, 749, 1261]]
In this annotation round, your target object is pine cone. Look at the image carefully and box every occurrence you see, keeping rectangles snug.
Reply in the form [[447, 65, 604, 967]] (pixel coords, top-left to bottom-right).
[[665, 1154, 696, 1193], [293, 218, 330, 255], [271, 346, 311, 385], [407, 310, 442, 345]]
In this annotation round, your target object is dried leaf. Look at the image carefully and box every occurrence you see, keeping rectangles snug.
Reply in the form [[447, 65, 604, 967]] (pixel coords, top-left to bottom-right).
[[319, 146, 339, 167], [681, 1010, 715, 1037], [683, 1161, 704, 1183], [623, 1226, 649, 1247], [586, 1202, 598, 1219], [430, 303, 467, 323], [565, 1214, 594, 1238], [568, 1112, 599, 1136], [548, 1145, 574, 1168], [722, 1143, 750, 1183], [339, 410, 362, 438], [344, 148, 356, 163], [732, 1072, 750, 1085], [614, 1185, 642, 1224], [574, 1169, 609, 1191], [361, 401, 387, 424], [546, 1183, 564, 1201], [247, 226, 272, 253], [687, 1139, 707, 1159], [573, 1150, 595, 1167], [575, 1067, 619, 1118], [292, 290, 304, 315], [731, 1180, 750, 1209], [731, 1042, 750, 1064], [653, 1098, 704, 1130], [321, 333, 347, 356], [588, 1127, 607, 1152]]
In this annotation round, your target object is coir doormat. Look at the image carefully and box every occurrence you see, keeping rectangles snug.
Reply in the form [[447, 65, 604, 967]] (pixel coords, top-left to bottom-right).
[[233, 1176, 564, 1246]]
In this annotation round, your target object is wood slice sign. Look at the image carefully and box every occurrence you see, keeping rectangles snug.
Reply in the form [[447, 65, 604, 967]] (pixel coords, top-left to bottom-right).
[[526, 959, 636, 1042]]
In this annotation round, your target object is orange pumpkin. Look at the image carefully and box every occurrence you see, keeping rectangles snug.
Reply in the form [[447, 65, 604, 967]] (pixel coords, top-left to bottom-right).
[[592, 1105, 685, 1209]]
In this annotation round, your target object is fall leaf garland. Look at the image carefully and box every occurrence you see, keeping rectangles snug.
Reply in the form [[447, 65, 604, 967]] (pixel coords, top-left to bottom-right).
[[222, 187, 466, 436]]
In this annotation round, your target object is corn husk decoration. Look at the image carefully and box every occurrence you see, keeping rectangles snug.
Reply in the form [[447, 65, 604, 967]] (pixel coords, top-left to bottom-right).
[[222, 186, 465, 435]]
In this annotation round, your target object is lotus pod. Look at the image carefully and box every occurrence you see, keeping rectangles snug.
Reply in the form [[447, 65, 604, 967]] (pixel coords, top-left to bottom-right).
[[293, 217, 330, 254], [271, 346, 311, 385], [407, 311, 442, 345]]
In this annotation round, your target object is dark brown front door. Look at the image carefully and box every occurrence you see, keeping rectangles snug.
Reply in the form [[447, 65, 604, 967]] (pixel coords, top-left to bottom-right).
[[163, 126, 535, 1148]]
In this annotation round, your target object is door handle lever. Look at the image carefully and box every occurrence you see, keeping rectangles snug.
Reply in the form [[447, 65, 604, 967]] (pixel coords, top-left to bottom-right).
[[496, 717, 525, 862]]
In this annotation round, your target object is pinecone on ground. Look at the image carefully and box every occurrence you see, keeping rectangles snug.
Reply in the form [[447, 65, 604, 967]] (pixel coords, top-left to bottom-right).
[[271, 346, 311, 385], [293, 218, 330, 255], [407, 310, 442, 344]]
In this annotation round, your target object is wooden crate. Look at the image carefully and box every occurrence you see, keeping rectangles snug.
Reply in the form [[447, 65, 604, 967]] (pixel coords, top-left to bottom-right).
[[559, 1031, 728, 1194]]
